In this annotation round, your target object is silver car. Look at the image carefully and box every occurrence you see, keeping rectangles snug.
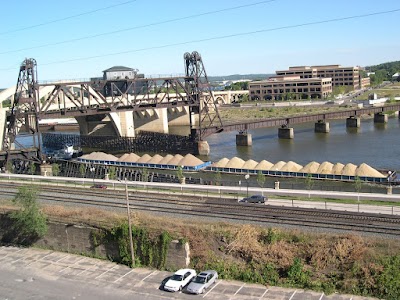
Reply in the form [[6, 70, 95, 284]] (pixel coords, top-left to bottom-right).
[[186, 270, 218, 294]]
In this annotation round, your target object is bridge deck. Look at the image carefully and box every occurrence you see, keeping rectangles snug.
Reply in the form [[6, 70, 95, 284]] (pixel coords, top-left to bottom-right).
[[202, 104, 400, 136]]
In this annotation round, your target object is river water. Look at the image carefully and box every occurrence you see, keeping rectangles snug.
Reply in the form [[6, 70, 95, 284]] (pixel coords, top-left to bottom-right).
[[15, 116, 399, 172], [202, 117, 400, 172]]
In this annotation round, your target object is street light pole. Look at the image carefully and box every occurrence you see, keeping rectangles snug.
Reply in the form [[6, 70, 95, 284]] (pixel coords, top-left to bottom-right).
[[125, 179, 135, 267], [245, 174, 250, 197], [90, 166, 95, 185]]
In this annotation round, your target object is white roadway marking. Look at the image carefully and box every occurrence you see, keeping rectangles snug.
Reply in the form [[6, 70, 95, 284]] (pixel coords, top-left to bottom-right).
[[288, 289, 297, 300], [141, 270, 157, 282], [76, 260, 100, 276], [318, 292, 325, 300], [55, 254, 70, 263], [95, 265, 117, 279], [123, 289, 172, 299], [25, 252, 54, 267], [203, 280, 221, 298], [6, 248, 30, 262], [232, 283, 245, 298], [259, 289, 269, 299], [113, 269, 135, 283], [10, 256, 27, 263], [59, 257, 86, 273], [42, 254, 71, 270]]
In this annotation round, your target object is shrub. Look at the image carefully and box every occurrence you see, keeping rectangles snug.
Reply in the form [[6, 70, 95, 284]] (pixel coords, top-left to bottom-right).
[[8, 186, 47, 245]]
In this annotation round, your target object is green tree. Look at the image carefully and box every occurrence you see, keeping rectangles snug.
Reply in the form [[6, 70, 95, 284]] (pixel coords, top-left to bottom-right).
[[10, 186, 47, 245], [332, 86, 346, 96], [370, 69, 387, 86], [176, 166, 184, 182], [141, 168, 149, 182], [256, 171, 266, 188], [225, 81, 248, 91], [214, 171, 222, 186], [376, 255, 400, 300], [305, 174, 314, 199], [52, 163, 60, 176], [5, 161, 13, 173], [108, 166, 117, 180], [240, 93, 249, 102], [354, 176, 362, 202], [287, 258, 310, 287], [28, 162, 36, 175], [79, 164, 86, 178]]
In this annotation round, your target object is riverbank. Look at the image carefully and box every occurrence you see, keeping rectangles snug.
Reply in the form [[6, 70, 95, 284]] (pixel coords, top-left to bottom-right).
[[1, 191, 399, 299]]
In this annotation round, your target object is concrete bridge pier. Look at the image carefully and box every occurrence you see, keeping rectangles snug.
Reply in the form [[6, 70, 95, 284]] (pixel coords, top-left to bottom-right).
[[197, 141, 210, 156], [133, 108, 169, 134], [236, 132, 252, 146], [314, 120, 330, 133], [374, 113, 388, 123], [167, 106, 193, 126], [0, 108, 6, 151], [278, 126, 294, 139], [346, 116, 360, 128]]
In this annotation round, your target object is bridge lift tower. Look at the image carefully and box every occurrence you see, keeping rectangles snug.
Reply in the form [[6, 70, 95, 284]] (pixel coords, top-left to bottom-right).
[[1, 58, 42, 167], [184, 51, 223, 141]]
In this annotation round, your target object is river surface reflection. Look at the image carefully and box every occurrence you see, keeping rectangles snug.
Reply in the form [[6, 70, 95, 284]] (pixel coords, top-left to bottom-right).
[[15, 117, 399, 172]]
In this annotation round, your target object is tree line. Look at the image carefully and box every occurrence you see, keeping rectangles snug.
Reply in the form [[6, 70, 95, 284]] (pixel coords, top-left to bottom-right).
[[364, 60, 400, 86]]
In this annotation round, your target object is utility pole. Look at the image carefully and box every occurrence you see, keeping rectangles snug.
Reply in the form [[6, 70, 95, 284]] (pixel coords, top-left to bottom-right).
[[125, 180, 135, 267]]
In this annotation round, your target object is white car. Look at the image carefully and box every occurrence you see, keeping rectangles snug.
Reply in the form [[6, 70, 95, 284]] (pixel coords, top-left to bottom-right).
[[163, 268, 197, 292]]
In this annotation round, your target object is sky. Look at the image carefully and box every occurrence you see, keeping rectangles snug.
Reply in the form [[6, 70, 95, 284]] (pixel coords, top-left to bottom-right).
[[0, 0, 399, 88]]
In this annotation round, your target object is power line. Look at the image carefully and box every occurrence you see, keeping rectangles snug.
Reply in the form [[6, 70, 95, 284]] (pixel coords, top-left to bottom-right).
[[41, 8, 400, 66], [0, 8, 399, 71], [0, 0, 279, 55], [0, 0, 139, 36]]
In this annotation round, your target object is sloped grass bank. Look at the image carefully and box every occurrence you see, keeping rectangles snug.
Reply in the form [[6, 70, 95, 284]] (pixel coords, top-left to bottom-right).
[[2, 203, 400, 299]]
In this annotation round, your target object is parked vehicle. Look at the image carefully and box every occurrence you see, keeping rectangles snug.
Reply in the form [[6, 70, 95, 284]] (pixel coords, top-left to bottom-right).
[[186, 270, 218, 294], [239, 194, 266, 204], [163, 269, 197, 292]]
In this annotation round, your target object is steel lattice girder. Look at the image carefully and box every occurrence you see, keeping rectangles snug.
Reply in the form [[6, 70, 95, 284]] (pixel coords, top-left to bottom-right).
[[37, 76, 200, 118]]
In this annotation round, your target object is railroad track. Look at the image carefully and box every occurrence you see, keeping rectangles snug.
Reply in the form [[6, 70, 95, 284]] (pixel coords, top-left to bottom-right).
[[1, 182, 400, 237]]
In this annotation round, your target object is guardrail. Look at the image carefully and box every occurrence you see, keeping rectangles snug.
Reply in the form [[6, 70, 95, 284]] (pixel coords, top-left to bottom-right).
[[1, 173, 399, 203]]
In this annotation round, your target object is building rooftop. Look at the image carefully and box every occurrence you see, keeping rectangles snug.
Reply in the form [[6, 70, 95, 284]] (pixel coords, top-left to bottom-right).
[[250, 75, 332, 83], [103, 66, 135, 73]]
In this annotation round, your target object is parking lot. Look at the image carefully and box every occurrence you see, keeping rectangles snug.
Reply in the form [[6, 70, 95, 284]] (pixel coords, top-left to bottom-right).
[[0, 246, 376, 300]]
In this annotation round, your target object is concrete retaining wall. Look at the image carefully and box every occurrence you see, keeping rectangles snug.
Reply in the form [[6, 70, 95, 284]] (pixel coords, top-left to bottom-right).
[[0, 214, 189, 270]]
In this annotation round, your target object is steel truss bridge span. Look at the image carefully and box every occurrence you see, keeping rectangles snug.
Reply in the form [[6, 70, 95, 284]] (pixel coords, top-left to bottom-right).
[[202, 104, 400, 135], [1, 52, 224, 165]]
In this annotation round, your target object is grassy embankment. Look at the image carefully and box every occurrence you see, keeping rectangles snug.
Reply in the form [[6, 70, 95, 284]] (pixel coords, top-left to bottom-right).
[[356, 82, 400, 100], [217, 103, 357, 125], [3, 189, 400, 300], [48, 204, 400, 299]]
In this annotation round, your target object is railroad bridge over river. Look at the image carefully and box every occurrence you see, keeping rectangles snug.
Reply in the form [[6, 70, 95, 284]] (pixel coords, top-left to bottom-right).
[[1, 51, 400, 168], [0, 51, 226, 166], [211, 104, 400, 146]]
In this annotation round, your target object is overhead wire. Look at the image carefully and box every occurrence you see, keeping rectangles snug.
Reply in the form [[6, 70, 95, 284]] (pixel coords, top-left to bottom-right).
[[0, 0, 279, 55], [38, 8, 400, 67], [0, 7, 399, 71], [0, 0, 139, 36]]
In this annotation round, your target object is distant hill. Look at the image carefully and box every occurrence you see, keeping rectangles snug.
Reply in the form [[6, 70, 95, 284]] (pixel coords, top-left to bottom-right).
[[208, 74, 272, 82], [366, 61, 400, 75], [365, 61, 400, 84]]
